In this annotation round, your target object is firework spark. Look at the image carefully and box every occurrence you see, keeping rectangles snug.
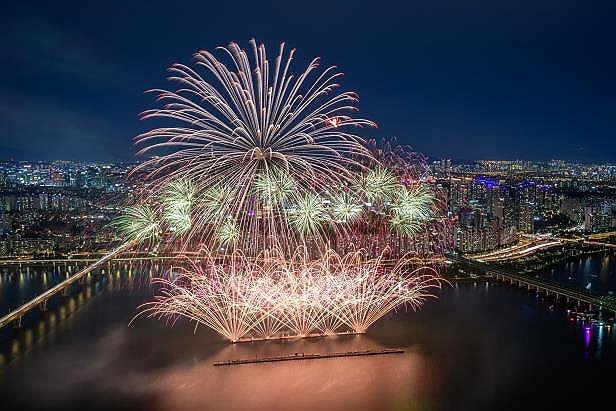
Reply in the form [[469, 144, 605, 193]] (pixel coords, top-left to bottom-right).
[[253, 167, 296, 206], [138, 247, 443, 342], [215, 219, 241, 246], [288, 194, 326, 237], [356, 166, 399, 204], [162, 179, 195, 235], [389, 184, 435, 235], [110, 204, 159, 243], [330, 192, 363, 223], [132, 39, 376, 254]]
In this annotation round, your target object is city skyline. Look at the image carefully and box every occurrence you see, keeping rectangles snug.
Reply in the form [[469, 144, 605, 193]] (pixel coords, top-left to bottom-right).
[[1, 2, 615, 410], [1, 0, 615, 162]]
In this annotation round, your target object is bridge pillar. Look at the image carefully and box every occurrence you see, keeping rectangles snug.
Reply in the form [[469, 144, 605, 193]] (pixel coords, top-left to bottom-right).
[[12, 316, 22, 329], [38, 300, 48, 312], [62, 287, 69, 297]]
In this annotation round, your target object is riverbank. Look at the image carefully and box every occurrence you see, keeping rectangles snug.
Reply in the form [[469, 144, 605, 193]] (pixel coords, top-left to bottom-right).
[[499, 246, 614, 273]]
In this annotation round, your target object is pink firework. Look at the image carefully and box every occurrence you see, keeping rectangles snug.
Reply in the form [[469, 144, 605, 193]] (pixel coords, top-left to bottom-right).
[[136, 247, 443, 342]]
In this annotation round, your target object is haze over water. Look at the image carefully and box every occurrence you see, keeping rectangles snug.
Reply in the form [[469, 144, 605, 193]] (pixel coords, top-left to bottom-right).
[[0, 254, 615, 411]]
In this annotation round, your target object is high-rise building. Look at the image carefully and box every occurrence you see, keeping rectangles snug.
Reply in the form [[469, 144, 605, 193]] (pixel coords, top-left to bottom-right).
[[584, 201, 616, 232]]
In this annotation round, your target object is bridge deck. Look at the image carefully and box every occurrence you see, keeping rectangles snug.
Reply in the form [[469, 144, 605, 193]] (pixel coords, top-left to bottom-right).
[[448, 254, 616, 312], [0, 241, 135, 329]]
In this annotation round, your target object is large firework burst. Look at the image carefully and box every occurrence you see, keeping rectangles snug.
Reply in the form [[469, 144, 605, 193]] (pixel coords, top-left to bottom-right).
[[112, 40, 447, 342], [132, 39, 377, 254]]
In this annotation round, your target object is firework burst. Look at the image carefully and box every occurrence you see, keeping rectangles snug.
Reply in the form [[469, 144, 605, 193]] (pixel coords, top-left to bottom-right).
[[115, 41, 448, 343], [162, 179, 195, 235], [330, 192, 363, 223], [110, 204, 159, 244], [137, 247, 443, 342], [132, 39, 377, 254]]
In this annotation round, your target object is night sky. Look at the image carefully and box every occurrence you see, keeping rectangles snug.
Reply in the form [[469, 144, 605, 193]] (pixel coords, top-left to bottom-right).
[[1, 0, 614, 162]]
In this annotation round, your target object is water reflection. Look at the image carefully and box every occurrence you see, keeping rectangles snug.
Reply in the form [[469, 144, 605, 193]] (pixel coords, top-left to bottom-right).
[[543, 251, 616, 294], [0, 259, 615, 410], [0, 261, 154, 366], [155, 338, 438, 411]]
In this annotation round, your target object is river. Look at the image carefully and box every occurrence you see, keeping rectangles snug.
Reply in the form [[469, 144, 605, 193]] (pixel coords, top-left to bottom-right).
[[536, 251, 616, 295], [0, 256, 615, 411]]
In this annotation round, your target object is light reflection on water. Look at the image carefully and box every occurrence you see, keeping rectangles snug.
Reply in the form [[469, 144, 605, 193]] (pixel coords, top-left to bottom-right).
[[154, 341, 438, 411], [0, 261, 153, 367], [0, 257, 615, 410], [543, 251, 616, 294]]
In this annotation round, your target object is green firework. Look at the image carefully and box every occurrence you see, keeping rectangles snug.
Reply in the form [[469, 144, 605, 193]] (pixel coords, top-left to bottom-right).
[[288, 194, 325, 236], [111, 204, 159, 243], [163, 179, 195, 234], [330, 192, 363, 223], [253, 167, 296, 206]]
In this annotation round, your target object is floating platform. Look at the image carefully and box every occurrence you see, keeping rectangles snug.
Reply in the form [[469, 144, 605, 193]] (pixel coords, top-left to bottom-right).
[[213, 348, 405, 366]]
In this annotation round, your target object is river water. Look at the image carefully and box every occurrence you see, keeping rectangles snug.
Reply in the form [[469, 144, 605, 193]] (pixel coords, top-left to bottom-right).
[[0, 256, 615, 411], [537, 251, 616, 294]]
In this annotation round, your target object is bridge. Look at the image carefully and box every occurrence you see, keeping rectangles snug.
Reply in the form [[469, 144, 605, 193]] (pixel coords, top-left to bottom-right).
[[0, 241, 136, 329], [448, 254, 616, 313], [0, 251, 199, 266], [469, 239, 564, 262]]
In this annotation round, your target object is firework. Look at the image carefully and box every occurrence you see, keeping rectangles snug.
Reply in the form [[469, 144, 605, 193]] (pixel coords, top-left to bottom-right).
[[215, 219, 241, 246], [132, 39, 376, 254], [253, 167, 296, 206], [162, 179, 195, 235], [137, 247, 443, 342], [355, 166, 398, 204], [118, 40, 445, 257], [330, 192, 363, 223], [288, 194, 326, 237], [110, 204, 159, 244], [388, 184, 434, 236], [115, 41, 448, 343]]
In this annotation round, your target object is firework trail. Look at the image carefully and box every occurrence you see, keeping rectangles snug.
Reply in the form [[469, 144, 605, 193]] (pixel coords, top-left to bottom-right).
[[136, 247, 443, 342], [132, 39, 377, 255]]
